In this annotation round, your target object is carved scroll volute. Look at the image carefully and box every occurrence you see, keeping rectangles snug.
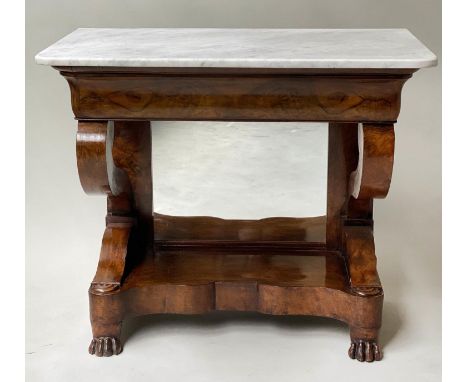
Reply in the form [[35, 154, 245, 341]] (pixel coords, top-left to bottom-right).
[[76, 121, 131, 197], [349, 123, 395, 200]]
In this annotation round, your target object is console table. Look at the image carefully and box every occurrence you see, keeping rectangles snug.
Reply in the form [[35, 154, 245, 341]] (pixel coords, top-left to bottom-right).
[[35, 28, 436, 362]]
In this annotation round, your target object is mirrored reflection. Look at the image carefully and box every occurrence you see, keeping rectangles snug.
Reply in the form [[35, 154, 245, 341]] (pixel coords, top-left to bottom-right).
[[152, 121, 328, 221]]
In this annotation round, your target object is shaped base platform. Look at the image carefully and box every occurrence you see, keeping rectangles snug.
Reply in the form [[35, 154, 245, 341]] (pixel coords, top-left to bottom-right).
[[89, 242, 383, 360]]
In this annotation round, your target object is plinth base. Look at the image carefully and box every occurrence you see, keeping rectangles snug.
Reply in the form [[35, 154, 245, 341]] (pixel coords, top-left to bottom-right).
[[89, 214, 383, 361]]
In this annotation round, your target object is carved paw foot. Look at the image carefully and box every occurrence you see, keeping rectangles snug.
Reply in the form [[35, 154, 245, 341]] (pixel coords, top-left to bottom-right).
[[89, 337, 122, 357], [348, 339, 382, 362]]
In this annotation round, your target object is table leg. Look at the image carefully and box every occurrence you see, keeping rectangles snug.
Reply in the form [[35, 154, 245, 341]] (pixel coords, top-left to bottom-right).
[[77, 120, 153, 356], [346, 123, 394, 361], [327, 122, 394, 361], [344, 225, 383, 362]]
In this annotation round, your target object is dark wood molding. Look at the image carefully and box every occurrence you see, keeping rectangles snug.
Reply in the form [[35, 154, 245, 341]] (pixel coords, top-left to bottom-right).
[[56, 66, 417, 76], [59, 67, 412, 123], [154, 213, 326, 245]]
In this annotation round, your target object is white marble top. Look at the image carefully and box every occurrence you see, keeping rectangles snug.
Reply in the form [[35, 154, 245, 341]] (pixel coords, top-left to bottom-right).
[[35, 28, 437, 69]]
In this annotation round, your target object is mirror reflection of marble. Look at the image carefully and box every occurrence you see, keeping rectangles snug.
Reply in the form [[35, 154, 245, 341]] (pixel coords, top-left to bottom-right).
[[152, 122, 327, 220]]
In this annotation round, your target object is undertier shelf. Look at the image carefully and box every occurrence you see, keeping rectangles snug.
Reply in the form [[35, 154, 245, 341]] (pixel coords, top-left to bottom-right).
[[97, 214, 381, 324], [124, 250, 348, 291], [114, 249, 373, 319]]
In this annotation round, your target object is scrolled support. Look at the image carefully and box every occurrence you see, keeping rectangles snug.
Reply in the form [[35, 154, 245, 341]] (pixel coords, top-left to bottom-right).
[[349, 123, 395, 200], [343, 225, 382, 296], [76, 121, 137, 295], [76, 120, 131, 198], [90, 220, 134, 294]]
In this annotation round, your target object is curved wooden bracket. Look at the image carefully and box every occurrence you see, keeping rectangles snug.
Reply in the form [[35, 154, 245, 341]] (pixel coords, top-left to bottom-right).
[[90, 220, 133, 295], [78, 121, 153, 291], [349, 123, 395, 200], [343, 225, 382, 296], [76, 121, 131, 198]]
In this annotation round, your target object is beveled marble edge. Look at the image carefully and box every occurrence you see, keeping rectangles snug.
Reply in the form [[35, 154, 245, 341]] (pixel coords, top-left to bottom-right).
[[35, 28, 437, 69]]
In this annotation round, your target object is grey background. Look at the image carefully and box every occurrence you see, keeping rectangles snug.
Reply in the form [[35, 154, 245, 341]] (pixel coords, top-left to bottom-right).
[[26, 1, 441, 381]]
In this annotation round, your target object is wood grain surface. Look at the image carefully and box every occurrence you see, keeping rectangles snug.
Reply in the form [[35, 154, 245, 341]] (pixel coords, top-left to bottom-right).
[[61, 66, 403, 361]]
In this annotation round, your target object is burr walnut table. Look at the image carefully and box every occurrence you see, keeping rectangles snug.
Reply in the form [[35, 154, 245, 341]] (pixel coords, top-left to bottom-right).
[[36, 28, 436, 362]]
